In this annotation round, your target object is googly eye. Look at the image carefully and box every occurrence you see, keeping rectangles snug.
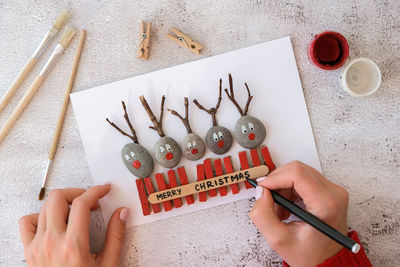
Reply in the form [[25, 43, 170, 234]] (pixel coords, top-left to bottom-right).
[[213, 132, 218, 142], [241, 125, 248, 133], [218, 131, 223, 139], [160, 146, 166, 155], [248, 122, 255, 131], [187, 142, 192, 149], [124, 154, 131, 161], [165, 144, 172, 152], [192, 140, 197, 148], [130, 151, 136, 158]]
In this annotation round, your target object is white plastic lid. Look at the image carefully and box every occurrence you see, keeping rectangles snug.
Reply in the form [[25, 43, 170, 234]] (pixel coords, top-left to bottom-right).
[[340, 58, 381, 97]]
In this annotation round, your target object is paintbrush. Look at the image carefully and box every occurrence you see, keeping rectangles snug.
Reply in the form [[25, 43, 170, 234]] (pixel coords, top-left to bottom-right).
[[0, 26, 76, 145], [39, 30, 86, 201], [245, 178, 360, 253], [0, 10, 71, 113]]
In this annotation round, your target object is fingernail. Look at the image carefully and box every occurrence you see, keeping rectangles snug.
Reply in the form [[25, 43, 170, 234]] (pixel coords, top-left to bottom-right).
[[120, 208, 129, 222], [255, 186, 264, 200], [102, 182, 111, 187], [256, 177, 266, 183]]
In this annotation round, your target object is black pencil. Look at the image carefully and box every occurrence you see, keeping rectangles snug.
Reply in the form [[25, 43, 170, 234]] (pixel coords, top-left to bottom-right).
[[246, 178, 360, 253]]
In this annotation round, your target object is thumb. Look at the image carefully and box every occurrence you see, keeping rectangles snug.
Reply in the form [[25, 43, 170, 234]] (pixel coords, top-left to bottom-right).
[[99, 207, 129, 267], [250, 186, 292, 250]]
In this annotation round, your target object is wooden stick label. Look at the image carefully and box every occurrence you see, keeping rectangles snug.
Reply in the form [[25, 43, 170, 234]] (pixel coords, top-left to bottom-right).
[[148, 165, 268, 204]]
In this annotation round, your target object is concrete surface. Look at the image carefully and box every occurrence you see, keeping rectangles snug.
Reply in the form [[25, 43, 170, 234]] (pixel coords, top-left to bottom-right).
[[1, 0, 399, 266]]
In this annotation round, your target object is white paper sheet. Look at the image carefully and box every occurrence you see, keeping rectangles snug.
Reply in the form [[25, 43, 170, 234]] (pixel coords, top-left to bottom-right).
[[71, 36, 321, 227]]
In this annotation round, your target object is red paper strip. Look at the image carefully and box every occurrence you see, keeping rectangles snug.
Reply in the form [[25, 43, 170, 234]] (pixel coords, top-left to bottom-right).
[[204, 158, 218, 197], [167, 170, 183, 208], [260, 146, 276, 171], [155, 173, 173, 211], [196, 164, 207, 202], [223, 156, 240, 194], [135, 178, 151, 216], [177, 167, 195, 205], [143, 177, 161, 213], [213, 158, 227, 196], [238, 151, 252, 189]]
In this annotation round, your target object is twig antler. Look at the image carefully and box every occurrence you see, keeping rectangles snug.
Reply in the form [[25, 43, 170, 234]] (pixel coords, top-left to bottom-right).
[[224, 73, 253, 116], [139, 95, 166, 137], [193, 79, 222, 126], [106, 101, 138, 143], [168, 97, 193, 134]]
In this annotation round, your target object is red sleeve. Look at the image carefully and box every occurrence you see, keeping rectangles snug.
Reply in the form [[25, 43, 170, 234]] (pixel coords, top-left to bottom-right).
[[283, 231, 372, 267]]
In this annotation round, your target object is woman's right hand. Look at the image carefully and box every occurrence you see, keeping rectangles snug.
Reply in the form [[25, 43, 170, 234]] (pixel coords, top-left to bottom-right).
[[250, 161, 349, 267]]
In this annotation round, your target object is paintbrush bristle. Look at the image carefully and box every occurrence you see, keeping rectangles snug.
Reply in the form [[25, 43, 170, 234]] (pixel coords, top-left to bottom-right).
[[38, 187, 46, 201], [59, 26, 76, 48], [52, 10, 71, 30]]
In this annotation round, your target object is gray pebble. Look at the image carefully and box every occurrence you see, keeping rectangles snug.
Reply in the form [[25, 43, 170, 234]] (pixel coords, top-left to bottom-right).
[[234, 115, 266, 149], [182, 133, 206, 160], [154, 136, 182, 168], [205, 125, 233, 155], [121, 143, 154, 178]]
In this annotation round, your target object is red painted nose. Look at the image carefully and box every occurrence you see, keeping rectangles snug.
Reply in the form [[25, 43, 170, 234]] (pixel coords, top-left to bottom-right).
[[132, 160, 141, 169], [248, 133, 255, 140], [217, 140, 224, 148], [165, 152, 173, 160], [191, 148, 198, 154]]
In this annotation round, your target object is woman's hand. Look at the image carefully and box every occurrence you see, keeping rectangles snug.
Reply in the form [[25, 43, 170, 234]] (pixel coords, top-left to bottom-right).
[[19, 185, 129, 267], [250, 161, 349, 267]]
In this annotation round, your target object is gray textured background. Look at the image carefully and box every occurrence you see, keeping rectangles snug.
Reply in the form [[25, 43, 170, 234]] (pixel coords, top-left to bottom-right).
[[1, 0, 399, 266]]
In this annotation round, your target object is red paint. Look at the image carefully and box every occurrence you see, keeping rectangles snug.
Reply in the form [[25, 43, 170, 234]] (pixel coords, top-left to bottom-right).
[[248, 133, 255, 140], [132, 160, 141, 169], [204, 158, 218, 197], [217, 140, 224, 148], [308, 31, 349, 70], [165, 152, 173, 160], [191, 148, 198, 154], [155, 173, 173, 211], [260, 146, 276, 171], [196, 164, 207, 202], [143, 177, 161, 213], [135, 178, 151, 216], [213, 158, 227, 196], [167, 170, 182, 208], [177, 167, 195, 205], [223, 156, 240, 194], [239, 151, 253, 189]]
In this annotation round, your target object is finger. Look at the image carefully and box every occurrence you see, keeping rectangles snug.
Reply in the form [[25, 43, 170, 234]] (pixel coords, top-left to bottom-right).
[[37, 204, 47, 233], [250, 187, 293, 250], [19, 213, 39, 248], [46, 188, 86, 232], [67, 184, 111, 244], [274, 188, 297, 220], [98, 207, 129, 266]]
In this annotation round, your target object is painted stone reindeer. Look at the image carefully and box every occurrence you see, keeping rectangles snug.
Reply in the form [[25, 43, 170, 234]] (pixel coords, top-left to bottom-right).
[[106, 101, 154, 178], [193, 79, 233, 155], [168, 97, 206, 161], [140, 95, 182, 168], [224, 73, 266, 149]]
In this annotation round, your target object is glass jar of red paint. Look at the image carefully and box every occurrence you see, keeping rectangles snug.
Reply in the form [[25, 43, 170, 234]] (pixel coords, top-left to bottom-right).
[[308, 31, 349, 70]]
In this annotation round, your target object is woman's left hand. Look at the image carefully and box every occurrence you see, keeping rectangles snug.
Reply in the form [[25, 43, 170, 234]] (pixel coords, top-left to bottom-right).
[[19, 185, 129, 267]]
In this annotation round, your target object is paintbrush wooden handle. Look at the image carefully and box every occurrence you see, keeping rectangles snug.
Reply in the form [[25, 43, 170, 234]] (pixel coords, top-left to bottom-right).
[[0, 75, 44, 144], [48, 30, 86, 160], [0, 57, 37, 113], [148, 165, 269, 204]]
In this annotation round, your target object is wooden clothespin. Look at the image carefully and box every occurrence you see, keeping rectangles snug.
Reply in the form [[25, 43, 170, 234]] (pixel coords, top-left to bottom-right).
[[166, 27, 203, 55], [137, 21, 151, 60]]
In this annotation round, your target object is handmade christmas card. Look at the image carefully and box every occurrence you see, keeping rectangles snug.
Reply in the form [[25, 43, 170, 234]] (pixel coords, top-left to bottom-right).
[[71, 36, 320, 227]]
